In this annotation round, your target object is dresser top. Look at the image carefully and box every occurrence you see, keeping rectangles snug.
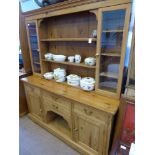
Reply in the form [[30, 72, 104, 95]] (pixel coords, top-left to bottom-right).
[[21, 75, 120, 115]]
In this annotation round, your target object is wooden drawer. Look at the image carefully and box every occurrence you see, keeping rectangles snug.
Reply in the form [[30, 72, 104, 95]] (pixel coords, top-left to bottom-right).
[[24, 84, 40, 96], [74, 103, 109, 122], [42, 91, 71, 117]]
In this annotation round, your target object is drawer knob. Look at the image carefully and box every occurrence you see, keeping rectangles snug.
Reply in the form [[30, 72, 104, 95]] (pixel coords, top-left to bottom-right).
[[52, 104, 58, 110], [84, 108, 93, 115]]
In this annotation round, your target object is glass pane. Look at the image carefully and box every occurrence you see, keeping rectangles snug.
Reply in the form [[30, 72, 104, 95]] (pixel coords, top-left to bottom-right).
[[33, 63, 41, 73], [98, 9, 126, 93], [27, 23, 41, 74], [102, 9, 126, 30], [99, 56, 120, 92], [99, 77, 118, 92], [101, 32, 123, 54]]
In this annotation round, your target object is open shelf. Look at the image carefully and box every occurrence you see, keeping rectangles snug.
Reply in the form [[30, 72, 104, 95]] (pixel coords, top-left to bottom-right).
[[42, 59, 96, 69], [48, 116, 71, 138], [42, 77, 95, 92], [40, 38, 97, 42], [101, 53, 121, 57], [45, 111, 71, 138], [100, 72, 118, 79]]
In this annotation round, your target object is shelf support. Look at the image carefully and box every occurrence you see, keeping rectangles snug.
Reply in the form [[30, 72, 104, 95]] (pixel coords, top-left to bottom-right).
[[89, 9, 98, 21], [37, 19, 44, 27]]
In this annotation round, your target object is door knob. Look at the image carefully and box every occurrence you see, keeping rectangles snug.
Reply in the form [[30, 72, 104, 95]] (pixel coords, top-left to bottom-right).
[[95, 53, 100, 56]]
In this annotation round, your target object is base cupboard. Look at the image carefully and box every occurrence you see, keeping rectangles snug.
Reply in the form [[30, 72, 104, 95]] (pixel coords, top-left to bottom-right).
[[22, 76, 119, 155]]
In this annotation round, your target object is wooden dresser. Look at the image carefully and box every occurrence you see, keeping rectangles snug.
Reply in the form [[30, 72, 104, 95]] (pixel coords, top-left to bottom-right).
[[22, 75, 119, 155], [21, 0, 132, 154]]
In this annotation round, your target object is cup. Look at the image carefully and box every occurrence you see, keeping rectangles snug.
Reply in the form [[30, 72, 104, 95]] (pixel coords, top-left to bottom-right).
[[68, 56, 75, 62], [75, 54, 81, 63]]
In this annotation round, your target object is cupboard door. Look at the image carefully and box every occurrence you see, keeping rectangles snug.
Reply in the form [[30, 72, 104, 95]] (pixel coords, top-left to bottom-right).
[[24, 85, 42, 119], [74, 113, 105, 155], [96, 4, 131, 98], [26, 21, 41, 75]]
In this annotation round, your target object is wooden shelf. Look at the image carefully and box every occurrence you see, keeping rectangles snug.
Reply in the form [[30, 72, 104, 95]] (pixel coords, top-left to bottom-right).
[[22, 76, 118, 114], [48, 115, 71, 138], [42, 78, 95, 92], [102, 30, 124, 33], [40, 38, 97, 42], [32, 49, 39, 51], [42, 59, 96, 69], [101, 52, 121, 57], [34, 62, 40, 65], [30, 35, 37, 37], [100, 72, 118, 79], [99, 85, 116, 93]]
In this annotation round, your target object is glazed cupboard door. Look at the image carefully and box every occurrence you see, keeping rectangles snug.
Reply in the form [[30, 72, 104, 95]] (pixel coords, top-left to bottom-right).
[[96, 4, 131, 98], [73, 114, 105, 155], [26, 21, 41, 75], [24, 85, 42, 119]]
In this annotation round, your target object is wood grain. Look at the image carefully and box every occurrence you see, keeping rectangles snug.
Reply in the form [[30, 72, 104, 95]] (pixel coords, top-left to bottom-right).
[[24, 0, 131, 21], [22, 75, 119, 114]]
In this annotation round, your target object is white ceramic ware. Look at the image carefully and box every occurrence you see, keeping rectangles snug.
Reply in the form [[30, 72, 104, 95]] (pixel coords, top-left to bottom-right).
[[44, 53, 53, 60], [43, 72, 54, 80], [54, 68, 66, 76], [75, 54, 81, 63], [91, 30, 97, 38], [67, 74, 81, 86], [55, 76, 66, 82], [68, 56, 75, 62], [84, 57, 96, 66], [53, 55, 66, 62], [80, 77, 95, 91], [53, 68, 66, 82]]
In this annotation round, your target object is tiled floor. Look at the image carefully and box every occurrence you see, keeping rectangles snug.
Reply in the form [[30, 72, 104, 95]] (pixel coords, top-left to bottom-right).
[[19, 116, 80, 155]]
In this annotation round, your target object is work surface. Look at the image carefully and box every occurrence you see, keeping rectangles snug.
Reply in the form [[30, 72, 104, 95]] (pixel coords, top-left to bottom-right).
[[21, 75, 120, 115]]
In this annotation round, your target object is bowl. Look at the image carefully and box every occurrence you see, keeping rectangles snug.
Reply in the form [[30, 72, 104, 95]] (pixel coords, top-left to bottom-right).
[[43, 72, 54, 80], [84, 57, 96, 66], [44, 53, 53, 60], [80, 77, 95, 91], [53, 55, 66, 62]]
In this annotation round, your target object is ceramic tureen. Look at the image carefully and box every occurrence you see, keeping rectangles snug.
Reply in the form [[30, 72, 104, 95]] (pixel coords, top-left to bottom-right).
[[53, 68, 66, 82], [80, 77, 95, 91], [67, 74, 81, 86]]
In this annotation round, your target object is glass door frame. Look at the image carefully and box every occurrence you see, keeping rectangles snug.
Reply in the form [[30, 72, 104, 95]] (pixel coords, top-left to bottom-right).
[[25, 20, 41, 76], [95, 4, 131, 99]]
